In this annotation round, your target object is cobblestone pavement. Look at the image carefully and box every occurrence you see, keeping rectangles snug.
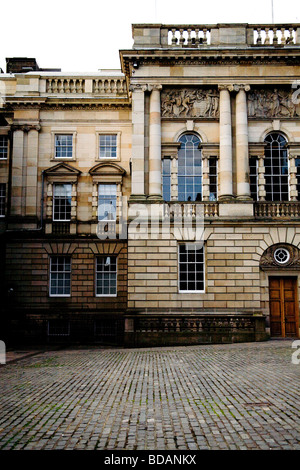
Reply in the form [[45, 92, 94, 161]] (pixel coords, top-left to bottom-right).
[[0, 340, 299, 450]]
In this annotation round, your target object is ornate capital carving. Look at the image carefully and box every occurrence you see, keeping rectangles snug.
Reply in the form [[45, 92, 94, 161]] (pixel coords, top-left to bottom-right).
[[12, 124, 41, 133], [129, 84, 148, 93], [148, 84, 163, 92]]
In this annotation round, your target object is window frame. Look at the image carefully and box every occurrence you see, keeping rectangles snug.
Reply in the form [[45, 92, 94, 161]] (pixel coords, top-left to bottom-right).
[[97, 132, 121, 161], [177, 133, 203, 202], [178, 243, 205, 294], [52, 183, 72, 222], [95, 256, 118, 297], [49, 256, 72, 298], [0, 183, 6, 217], [0, 135, 8, 161], [98, 183, 117, 221]]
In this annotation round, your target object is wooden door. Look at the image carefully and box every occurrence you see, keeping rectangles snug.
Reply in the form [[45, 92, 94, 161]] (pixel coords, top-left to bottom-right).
[[269, 276, 299, 337]]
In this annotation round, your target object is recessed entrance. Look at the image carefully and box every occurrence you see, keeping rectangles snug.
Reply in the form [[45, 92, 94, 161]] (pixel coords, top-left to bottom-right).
[[269, 276, 299, 338]]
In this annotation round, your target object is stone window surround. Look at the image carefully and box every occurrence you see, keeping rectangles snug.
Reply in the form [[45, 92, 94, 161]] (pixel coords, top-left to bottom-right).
[[96, 131, 121, 162], [249, 141, 300, 202], [51, 129, 77, 161], [161, 141, 219, 201]]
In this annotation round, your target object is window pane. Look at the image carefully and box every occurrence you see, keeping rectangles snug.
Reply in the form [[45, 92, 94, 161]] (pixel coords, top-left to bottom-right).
[[53, 184, 72, 221], [55, 135, 73, 158], [179, 244, 204, 292], [264, 133, 288, 201], [50, 256, 71, 296], [98, 184, 117, 220], [0, 136, 8, 160], [96, 256, 117, 296], [99, 134, 117, 159], [178, 134, 202, 202]]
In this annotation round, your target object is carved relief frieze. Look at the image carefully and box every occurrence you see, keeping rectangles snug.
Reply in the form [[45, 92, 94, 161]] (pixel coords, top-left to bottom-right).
[[161, 88, 219, 118], [248, 88, 300, 118]]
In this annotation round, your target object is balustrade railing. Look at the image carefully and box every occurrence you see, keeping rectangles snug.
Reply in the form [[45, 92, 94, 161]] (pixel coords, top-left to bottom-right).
[[131, 314, 255, 333], [164, 202, 219, 218], [251, 25, 297, 45], [93, 78, 126, 95], [255, 202, 300, 218], [167, 26, 211, 47], [46, 78, 85, 94]]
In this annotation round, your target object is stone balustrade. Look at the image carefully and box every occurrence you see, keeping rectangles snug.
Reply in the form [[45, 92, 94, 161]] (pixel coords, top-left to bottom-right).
[[93, 78, 126, 95], [255, 202, 300, 218], [46, 78, 85, 94], [167, 26, 210, 47], [251, 25, 297, 45], [132, 23, 300, 48], [164, 202, 219, 218]]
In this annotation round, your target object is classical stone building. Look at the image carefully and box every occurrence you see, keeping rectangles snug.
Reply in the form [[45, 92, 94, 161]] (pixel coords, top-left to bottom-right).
[[1, 23, 300, 346]]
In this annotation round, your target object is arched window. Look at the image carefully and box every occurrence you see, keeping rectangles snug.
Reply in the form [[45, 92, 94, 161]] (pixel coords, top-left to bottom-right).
[[264, 133, 289, 201], [178, 134, 202, 202]]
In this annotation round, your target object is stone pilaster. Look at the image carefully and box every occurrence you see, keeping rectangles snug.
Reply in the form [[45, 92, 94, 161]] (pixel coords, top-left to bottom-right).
[[287, 144, 300, 201], [148, 84, 163, 200], [26, 127, 40, 216], [130, 84, 147, 200]]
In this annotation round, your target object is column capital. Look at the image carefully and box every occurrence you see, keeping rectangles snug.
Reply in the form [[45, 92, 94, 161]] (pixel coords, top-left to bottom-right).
[[129, 84, 148, 93], [218, 84, 250, 93], [148, 84, 163, 92], [12, 123, 41, 133]]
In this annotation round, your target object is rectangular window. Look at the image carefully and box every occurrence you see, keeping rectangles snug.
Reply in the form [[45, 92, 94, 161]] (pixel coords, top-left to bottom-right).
[[55, 135, 73, 159], [99, 134, 117, 159], [0, 136, 8, 160], [162, 158, 171, 201], [96, 256, 117, 296], [249, 156, 258, 201], [296, 158, 300, 201], [0, 183, 5, 217], [50, 256, 71, 297], [53, 184, 72, 221], [98, 184, 117, 221], [209, 157, 218, 201], [179, 243, 204, 293]]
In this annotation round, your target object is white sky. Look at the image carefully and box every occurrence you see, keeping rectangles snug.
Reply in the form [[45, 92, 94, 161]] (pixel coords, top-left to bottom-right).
[[1, 0, 299, 73]]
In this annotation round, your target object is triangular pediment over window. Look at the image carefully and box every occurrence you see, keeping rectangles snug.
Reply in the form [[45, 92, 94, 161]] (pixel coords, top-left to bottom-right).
[[44, 162, 81, 183], [89, 162, 126, 183]]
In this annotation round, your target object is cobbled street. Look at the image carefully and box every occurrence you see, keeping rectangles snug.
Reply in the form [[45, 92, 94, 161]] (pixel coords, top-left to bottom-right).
[[0, 340, 299, 450]]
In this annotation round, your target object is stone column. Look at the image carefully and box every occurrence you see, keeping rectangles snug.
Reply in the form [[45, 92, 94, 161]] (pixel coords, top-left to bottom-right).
[[236, 85, 251, 200], [218, 85, 233, 200], [130, 84, 147, 200], [148, 84, 163, 199]]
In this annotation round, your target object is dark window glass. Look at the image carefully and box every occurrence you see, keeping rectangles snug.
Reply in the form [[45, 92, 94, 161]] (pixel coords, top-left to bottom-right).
[[264, 133, 288, 201], [249, 156, 258, 201], [162, 158, 171, 201], [178, 134, 202, 201], [179, 244, 204, 292]]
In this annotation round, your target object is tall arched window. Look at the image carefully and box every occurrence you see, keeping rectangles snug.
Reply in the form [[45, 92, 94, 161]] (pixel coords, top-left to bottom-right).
[[264, 133, 289, 201], [178, 134, 202, 202]]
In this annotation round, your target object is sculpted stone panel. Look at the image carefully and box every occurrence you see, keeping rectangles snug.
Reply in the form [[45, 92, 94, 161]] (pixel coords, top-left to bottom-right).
[[248, 88, 300, 118], [260, 243, 300, 270], [161, 88, 219, 118]]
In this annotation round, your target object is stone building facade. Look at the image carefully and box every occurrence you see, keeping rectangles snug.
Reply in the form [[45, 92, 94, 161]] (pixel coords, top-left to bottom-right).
[[1, 23, 300, 346]]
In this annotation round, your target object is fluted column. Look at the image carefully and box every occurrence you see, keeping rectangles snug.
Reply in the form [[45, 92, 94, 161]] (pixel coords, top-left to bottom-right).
[[130, 84, 147, 200], [236, 85, 251, 200], [148, 84, 163, 199], [218, 85, 233, 200]]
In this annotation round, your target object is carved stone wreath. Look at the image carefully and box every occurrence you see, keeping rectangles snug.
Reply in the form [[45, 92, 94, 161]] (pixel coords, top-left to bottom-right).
[[260, 244, 300, 270]]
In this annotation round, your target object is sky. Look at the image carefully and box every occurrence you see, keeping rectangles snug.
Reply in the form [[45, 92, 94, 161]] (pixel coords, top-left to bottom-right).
[[1, 0, 299, 73]]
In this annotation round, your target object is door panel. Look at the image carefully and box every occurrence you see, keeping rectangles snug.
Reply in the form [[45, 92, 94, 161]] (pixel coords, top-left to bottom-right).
[[269, 276, 299, 338]]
